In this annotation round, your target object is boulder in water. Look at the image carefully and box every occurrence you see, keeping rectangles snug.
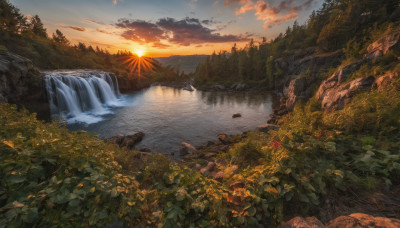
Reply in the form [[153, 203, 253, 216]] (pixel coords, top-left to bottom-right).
[[179, 142, 197, 156], [109, 132, 145, 149], [232, 113, 242, 118]]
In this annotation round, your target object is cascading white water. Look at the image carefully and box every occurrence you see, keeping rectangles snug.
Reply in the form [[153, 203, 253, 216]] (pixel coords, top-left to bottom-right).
[[45, 70, 123, 124]]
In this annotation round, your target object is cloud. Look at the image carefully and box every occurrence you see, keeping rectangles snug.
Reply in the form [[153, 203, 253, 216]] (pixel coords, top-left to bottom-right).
[[116, 19, 166, 44], [152, 42, 171, 49], [63, 26, 86, 32], [216, 19, 237, 30], [115, 17, 249, 47], [228, 0, 316, 29], [85, 19, 105, 25], [224, 0, 244, 6], [96, 29, 112, 34], [113, 0, 117, 5], [201, 17, 220, 25]]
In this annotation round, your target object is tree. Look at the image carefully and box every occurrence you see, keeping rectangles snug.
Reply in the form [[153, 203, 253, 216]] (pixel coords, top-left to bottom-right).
[[30, 15, 47, 38], [52, 29, 69, 46]]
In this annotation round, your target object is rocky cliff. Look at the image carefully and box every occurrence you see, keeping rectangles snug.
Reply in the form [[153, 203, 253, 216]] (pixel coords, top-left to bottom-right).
[[0, 51, 49, 119], [282, 27, 400, 112]]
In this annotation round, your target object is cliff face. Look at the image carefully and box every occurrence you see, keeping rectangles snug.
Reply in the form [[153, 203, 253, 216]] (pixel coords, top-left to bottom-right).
[[282, 27, 400, 112], [0, 51, 49, 119]]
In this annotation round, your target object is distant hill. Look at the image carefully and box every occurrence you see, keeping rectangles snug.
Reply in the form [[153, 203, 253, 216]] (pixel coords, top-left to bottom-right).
[[154, 55, 208, 74]]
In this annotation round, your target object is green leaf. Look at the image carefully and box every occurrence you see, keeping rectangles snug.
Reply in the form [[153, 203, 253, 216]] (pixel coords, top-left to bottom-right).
[[8, 175, 25, 184], [299, 194, 309, 203]]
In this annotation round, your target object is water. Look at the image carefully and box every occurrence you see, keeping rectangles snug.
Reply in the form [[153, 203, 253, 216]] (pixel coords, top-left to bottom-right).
[[45, 70, 276, 158], [68, 86, 276, 158], [45, 70, 123, 124]]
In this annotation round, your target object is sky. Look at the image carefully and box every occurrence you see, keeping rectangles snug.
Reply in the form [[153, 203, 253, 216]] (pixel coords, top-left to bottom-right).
[[10, 0, 324, 57]]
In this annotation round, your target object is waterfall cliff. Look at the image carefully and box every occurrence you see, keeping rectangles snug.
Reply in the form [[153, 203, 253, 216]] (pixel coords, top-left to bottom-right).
[[45, 70, 122, 124]]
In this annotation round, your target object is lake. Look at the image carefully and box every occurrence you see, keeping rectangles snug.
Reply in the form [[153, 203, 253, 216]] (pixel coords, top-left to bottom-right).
[[68, 85, 276, 158]]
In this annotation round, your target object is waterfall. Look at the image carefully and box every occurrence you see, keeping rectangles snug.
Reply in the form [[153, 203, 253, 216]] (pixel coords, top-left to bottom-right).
[[45, 70, 123, 124]]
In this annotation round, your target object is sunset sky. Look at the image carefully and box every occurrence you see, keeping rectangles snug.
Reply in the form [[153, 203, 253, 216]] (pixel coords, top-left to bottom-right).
[[10, 0, 323, 57]]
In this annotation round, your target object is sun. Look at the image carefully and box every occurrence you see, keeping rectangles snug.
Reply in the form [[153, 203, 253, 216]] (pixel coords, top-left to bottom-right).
[[136, 49, 144, 57]]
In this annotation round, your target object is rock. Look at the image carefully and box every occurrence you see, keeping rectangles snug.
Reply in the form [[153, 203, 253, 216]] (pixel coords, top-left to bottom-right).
[[218, 134, 228, 144], [200, 161, 216, 175], [0, 51, 49, 119], [257, 124, 280, 133], [319, 76, 375, 111], [232, 113, 242, 118], [195, 164, 202, 170], [374, 70, 399, 91], [183, 83, 194, 91], [218, 145, 229, 151], [214, 171, 224, 180], [109, 132, 145, 149], [326, 213, 400, 228], [206, 141, 215, 147], [213, 85, 225, 90], [365, 27, 400, 60], [231, 83, 248, 91], [316, 60, 364, 100], [280, 216, 324, 228], [179, 142, 197, 156], [139, 148, 151, 152]]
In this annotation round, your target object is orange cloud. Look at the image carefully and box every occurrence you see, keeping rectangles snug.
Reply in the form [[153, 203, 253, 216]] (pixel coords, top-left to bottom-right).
[[63, 26, 86, 32], [229, 0, 315, 29]]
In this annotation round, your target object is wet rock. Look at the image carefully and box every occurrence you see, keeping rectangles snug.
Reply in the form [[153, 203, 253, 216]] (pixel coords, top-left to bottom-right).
[[280, 216, 324, 228], [213, 85, 225, 90], [218, 134, 228, 144], [257, 124, 280, 133], [206, 141, 215, 147], [109, 132, 145, 149], [179, 142, 197, 156], [139, 148, 151, 152], [232, 113, 242, 118], [325, 213, 400, 228], [231, 83, 248, 91]]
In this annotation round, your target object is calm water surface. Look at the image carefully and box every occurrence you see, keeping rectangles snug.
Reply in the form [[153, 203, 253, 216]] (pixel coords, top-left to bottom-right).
[[68, 86, 276, 158]]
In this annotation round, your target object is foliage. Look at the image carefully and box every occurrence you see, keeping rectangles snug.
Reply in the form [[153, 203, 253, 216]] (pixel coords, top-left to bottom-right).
[[194, 0, 398, 88], [2, 77, 400, 227]]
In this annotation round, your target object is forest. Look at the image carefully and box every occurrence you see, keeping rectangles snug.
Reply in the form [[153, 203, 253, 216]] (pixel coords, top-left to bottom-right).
[[1, 0, 400, 227], [194, 0, 399, 89]]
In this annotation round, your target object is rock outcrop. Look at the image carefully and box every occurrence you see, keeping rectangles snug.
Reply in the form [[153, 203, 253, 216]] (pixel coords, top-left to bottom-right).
[[281, 213, 400, 228], [280, 216, 324, 228], [314, 27, 400, 111], [326, 213, 400, 228], [0, 51, 49, 118], [281, 50, 345, 110], [318, 76, 376, 111]]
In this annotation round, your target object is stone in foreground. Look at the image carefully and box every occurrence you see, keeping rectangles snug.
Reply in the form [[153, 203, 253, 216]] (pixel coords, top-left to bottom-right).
[[179, 142, 197, 156]]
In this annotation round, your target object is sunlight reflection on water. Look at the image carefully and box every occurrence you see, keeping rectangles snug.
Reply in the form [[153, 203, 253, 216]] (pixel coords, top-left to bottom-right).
[[68, 86, 276, 158]]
